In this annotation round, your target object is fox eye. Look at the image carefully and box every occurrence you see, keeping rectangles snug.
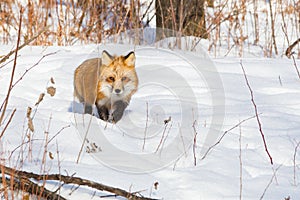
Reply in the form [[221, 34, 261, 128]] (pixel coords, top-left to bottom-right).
[[107, 76, 115, 82], [121, 77, 128, 81]]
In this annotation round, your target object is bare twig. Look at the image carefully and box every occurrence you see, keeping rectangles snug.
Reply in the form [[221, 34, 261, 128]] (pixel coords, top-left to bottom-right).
[[76, 115, 93, 163], [0, 55, 20, 70], [278, 75, 282, 86], [141, 0, 154, 22], [155, 117, 171, 153], [259, 165, 282, 200], [0, 7, 23, 126], [8, 123, 69, 161], [240, 61, 273, 165], [239, 123, 243, 200], [0, 108, 16, 139], [291, 54, 300, 79], [41, 114, 52, 174], [201, 115, 257, 160], [8, 138, 42, 161], [160, 122, 173, 154], [11, 51, 58, 89], [53, 140, 63, 197], [293, 140, 300, 186], [179, 123, 187, 157], [192, 120, 198, 166], [0, 51, 58, 114], [47, 125, 71, 145], [280, 0, 290, 47], [142, 102, 149, 151]]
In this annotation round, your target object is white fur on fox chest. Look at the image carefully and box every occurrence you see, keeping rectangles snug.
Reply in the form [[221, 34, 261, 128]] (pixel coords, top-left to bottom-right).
[[97, 83, 133, 106]]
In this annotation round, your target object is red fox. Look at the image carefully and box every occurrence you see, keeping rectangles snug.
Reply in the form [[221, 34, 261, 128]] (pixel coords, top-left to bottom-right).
[[74, 50, 138, 123]]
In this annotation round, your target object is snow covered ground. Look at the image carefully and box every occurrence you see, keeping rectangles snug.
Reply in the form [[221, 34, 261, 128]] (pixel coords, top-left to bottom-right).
[[0, 41, 300, 199]]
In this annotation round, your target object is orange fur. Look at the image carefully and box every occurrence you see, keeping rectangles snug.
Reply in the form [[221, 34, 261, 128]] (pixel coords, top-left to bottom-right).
[[74, 51, 138, 123]]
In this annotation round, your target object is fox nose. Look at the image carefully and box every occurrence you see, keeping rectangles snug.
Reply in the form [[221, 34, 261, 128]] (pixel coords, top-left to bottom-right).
[[115, 89, 121, 94]]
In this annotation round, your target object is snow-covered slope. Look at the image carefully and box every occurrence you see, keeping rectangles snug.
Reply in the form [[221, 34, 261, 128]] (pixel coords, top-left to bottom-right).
[[0, 43, 300, 199]]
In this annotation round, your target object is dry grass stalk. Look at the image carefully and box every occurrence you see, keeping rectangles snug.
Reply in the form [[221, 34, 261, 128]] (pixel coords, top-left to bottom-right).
[[0, 0, 147, 45], [0, 0, 299, 57], [26, 107, 32, 118], [50, 77, 55, 84], [35, 93, 45, 106], [27, 119, 34, 132], [268, 0, 278, 55], [0, 1, 17, 44], [253, 0, 259, 45], [1, 164, 9, 199], [0, 26, 49, 64], [27, 106, 34, 133], [204, 0, 300, 57]]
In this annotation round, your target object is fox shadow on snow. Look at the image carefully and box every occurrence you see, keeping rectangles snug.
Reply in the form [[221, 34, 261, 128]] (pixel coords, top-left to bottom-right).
[[68, 101, 131, 121]]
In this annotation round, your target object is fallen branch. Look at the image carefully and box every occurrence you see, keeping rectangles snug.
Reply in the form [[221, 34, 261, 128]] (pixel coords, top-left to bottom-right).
[[240, 61, 273, 165], [0, 164, 158, 200], [1, 175, 66, 200], [285, 37, 300, 58]]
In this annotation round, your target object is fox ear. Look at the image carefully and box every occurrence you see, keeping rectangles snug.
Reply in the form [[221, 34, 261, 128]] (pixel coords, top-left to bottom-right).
[[102, 50, 113, 66], [124, 51, 135, 67]]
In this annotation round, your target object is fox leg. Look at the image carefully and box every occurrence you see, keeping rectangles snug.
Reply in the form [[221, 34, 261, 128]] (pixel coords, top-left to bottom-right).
[[96, 105, 109, 121], [84, 104, 93, 114], [111, 101, 128, 123]]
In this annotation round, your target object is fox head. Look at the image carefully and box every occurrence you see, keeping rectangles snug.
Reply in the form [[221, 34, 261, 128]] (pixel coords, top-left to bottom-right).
[[100, 50, 138, 100]]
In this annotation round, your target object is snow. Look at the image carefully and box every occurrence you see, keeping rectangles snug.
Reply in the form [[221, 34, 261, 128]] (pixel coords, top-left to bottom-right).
[[0, 41, 300, 199], [1, 0, 300, 198]]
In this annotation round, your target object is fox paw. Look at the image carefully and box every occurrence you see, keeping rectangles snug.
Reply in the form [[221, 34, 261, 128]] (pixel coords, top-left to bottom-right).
[[97, 106, 109, 121], [110, 101, 128, 123]]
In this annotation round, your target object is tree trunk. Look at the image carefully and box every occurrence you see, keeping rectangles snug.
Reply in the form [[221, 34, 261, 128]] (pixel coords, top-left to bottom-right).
[[155, 0, 207, 41]]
